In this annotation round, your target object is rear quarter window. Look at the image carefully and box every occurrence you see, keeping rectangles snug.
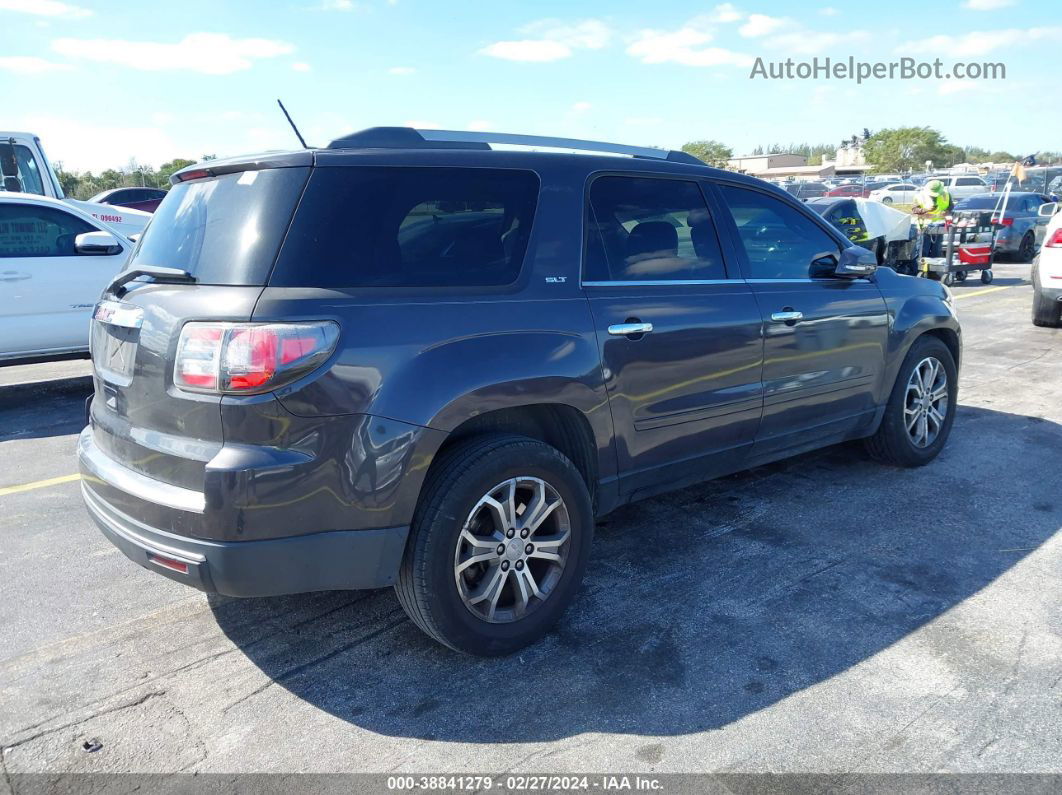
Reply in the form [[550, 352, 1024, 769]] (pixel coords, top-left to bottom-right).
[[271, 166, 540, 288]]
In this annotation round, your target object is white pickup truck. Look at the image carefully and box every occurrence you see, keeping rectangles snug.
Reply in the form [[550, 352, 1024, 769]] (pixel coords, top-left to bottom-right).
[[1, 132, 151, 239]]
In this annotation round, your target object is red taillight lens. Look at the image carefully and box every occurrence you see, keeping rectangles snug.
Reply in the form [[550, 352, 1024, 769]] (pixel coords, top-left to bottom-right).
[[1046, 229, 1062, 248], [992, 216, 1013, 226], [174, 321, 339, 394]]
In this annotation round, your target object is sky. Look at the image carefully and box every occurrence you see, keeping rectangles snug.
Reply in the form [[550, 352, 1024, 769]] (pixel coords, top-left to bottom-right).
[[0, 0, 1059, 172]]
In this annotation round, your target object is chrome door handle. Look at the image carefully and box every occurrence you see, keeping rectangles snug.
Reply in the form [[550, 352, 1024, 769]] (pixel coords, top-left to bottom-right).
[[770, 311, 803, 323], [608, 322, 653, 337]]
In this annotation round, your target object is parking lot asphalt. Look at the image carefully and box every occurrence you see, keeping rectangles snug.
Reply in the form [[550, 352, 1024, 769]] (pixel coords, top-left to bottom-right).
[[1, 262, 1059, 777]]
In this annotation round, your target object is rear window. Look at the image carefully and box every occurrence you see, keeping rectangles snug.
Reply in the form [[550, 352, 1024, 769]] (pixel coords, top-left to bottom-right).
[[271, 166, 540, 288], [126, 167, 309, 285]]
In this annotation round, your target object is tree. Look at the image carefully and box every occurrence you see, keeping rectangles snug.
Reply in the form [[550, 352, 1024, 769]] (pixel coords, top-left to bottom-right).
[[863, 127, 951, 173], [681, 140, 733, 169], [158, 158, 196, 184]]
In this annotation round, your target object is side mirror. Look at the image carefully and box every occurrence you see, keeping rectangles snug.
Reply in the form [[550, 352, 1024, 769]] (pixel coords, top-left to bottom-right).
[[75, 231, 122, 256], [1038, 202, 1058, 218], [833, 245, 878, 278]]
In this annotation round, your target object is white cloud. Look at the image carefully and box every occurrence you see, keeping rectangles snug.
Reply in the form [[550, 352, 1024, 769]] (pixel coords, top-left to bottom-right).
[[707, 3, 742, 23], [480, 39, 572, 62], [321, 0, 355, 9], [388, 65, 416, 75], [292, 61, 311, 72], [404, 119, 440, 129], [896, 26, 1061, 57], [51, 33, 295, 74], [739, 13, 788, 38], [0, 0, 90, 19], [467, 120, 494, 131], [627, 24, 754, 67], [480, 17, 611, 62], [819, 6, 839, 15], [519, 18, 612, 49], [963, 0, 1015, 9], [0, 54, 71, 73], [766, 29, 869, 54], [572, 101, 592, 112]]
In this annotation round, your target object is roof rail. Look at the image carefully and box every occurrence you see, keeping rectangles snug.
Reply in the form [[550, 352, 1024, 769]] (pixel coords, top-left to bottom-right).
[[326, 127, 705, 165]]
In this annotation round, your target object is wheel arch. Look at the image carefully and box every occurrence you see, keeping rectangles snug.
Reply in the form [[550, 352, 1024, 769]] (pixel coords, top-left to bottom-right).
[[428, 403, 602, 512]]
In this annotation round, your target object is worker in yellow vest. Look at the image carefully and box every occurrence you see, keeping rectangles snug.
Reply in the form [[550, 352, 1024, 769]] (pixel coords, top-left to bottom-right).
[[913, 179, 953, 259]]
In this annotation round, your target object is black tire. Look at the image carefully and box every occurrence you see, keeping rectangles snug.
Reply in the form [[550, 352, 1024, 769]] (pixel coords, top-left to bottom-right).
[[942, 272, 954, 286], [1018, 233, 1035, 263], [980, 269, 993, 284], [865, 336, 958, 467], [1032, 284, 1062, 327], [395, 434, 593, 656], [954, 270, 968, 283], [882, 196, 893, 205]]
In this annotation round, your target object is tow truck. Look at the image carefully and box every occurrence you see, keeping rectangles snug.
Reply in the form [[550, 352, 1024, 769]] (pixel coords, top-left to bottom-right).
[[0, 131, 151, 240]]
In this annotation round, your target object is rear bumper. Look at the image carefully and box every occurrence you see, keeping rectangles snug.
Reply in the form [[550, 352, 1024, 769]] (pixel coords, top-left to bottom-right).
[[81, 482, 408, 596], [79, 428, 409, 596]]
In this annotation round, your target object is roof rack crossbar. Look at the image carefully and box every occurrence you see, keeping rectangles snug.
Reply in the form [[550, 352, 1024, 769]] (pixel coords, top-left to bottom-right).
[[326, 127, 704, 165]]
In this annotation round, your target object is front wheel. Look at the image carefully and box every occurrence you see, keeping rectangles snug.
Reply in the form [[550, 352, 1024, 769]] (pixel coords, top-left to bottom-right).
[[865, 336, 957, 467], [980, 269, 993, 284], [882, 196, 894, 205], [396, 435, 593, 656]]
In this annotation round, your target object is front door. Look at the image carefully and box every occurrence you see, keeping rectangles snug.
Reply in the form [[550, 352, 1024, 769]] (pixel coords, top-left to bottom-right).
[[712, 182, 889, 459], [582, 174, 764, 497]]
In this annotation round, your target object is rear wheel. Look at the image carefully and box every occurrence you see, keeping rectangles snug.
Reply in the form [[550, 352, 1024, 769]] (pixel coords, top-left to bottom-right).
[[395, 435, 593, 656], [1018, 233, 1036, 263], [980, 269, 994, 284], [1032, 285, 1062, 327], [954, 270, 968, 283], [865, 336, 957, 467], [882, 196, 894, 205]]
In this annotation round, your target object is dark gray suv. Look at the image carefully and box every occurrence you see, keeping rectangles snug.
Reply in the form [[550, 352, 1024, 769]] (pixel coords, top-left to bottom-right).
[[79, 128, 961, 655]]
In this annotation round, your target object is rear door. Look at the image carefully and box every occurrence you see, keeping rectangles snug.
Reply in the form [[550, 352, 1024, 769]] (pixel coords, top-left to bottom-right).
[[0, 200, 124, 358], [712, 182, 889, 460], [582, 174, 764, 496]]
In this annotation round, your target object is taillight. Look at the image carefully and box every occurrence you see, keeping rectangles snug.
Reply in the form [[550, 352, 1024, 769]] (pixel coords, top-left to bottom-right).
[[992, 217, 1014, 226], [1046, 229, 1062, 248], [174, 321, 339, 394]]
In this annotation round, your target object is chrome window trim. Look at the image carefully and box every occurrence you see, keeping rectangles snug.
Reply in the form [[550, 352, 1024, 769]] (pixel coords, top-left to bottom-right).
[[581, 279, 737, 287]]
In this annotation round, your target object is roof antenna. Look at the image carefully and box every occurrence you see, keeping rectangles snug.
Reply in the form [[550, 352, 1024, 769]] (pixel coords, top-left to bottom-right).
[[277, 99, 310, 149]]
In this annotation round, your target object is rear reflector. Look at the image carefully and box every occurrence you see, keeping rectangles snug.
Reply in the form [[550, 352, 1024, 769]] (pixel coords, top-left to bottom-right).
[[149, 554, 189, 574], [174, 321, 340, 395]]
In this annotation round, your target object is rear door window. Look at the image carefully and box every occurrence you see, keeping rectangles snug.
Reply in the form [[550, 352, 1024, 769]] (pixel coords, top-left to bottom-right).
[[584, 175, 725, 282], [126, 167, 309, 285], [272, 167, 540, 288]]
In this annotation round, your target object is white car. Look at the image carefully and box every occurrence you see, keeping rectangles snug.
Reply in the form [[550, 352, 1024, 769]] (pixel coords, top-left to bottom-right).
[[933, 174, 990, 200], [0, 192, 134, 362], [1032, 201, 1062, 327], [868, 183, 918, 205]]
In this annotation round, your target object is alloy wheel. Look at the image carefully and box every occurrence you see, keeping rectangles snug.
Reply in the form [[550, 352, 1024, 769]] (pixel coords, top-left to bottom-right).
[[905, 356, 949, 448], [453, 477, 571, 623]]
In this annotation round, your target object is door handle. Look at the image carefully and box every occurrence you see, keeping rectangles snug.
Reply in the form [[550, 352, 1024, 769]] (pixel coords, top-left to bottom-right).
[[608, 322, 653, 337], [770, 310, 803, 324], [0, 271, 32, 282]]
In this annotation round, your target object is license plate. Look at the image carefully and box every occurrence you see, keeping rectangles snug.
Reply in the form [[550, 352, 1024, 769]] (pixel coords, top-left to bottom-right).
[[92, 301, 143, 386]]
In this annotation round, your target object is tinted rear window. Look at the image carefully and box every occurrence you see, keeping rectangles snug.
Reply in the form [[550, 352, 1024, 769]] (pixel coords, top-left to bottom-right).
[[126, 167, 309, 285], [271, 166, 540, 288], [955, 196, 999, 210]]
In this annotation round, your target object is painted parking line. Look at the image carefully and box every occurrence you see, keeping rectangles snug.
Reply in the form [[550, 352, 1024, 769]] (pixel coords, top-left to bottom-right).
[[0, 473, 81, 498], [954, 285, 1016, 300]]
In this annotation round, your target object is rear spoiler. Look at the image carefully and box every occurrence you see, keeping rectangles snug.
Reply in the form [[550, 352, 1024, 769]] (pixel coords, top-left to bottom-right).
[[171, 150, 313, 185]]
